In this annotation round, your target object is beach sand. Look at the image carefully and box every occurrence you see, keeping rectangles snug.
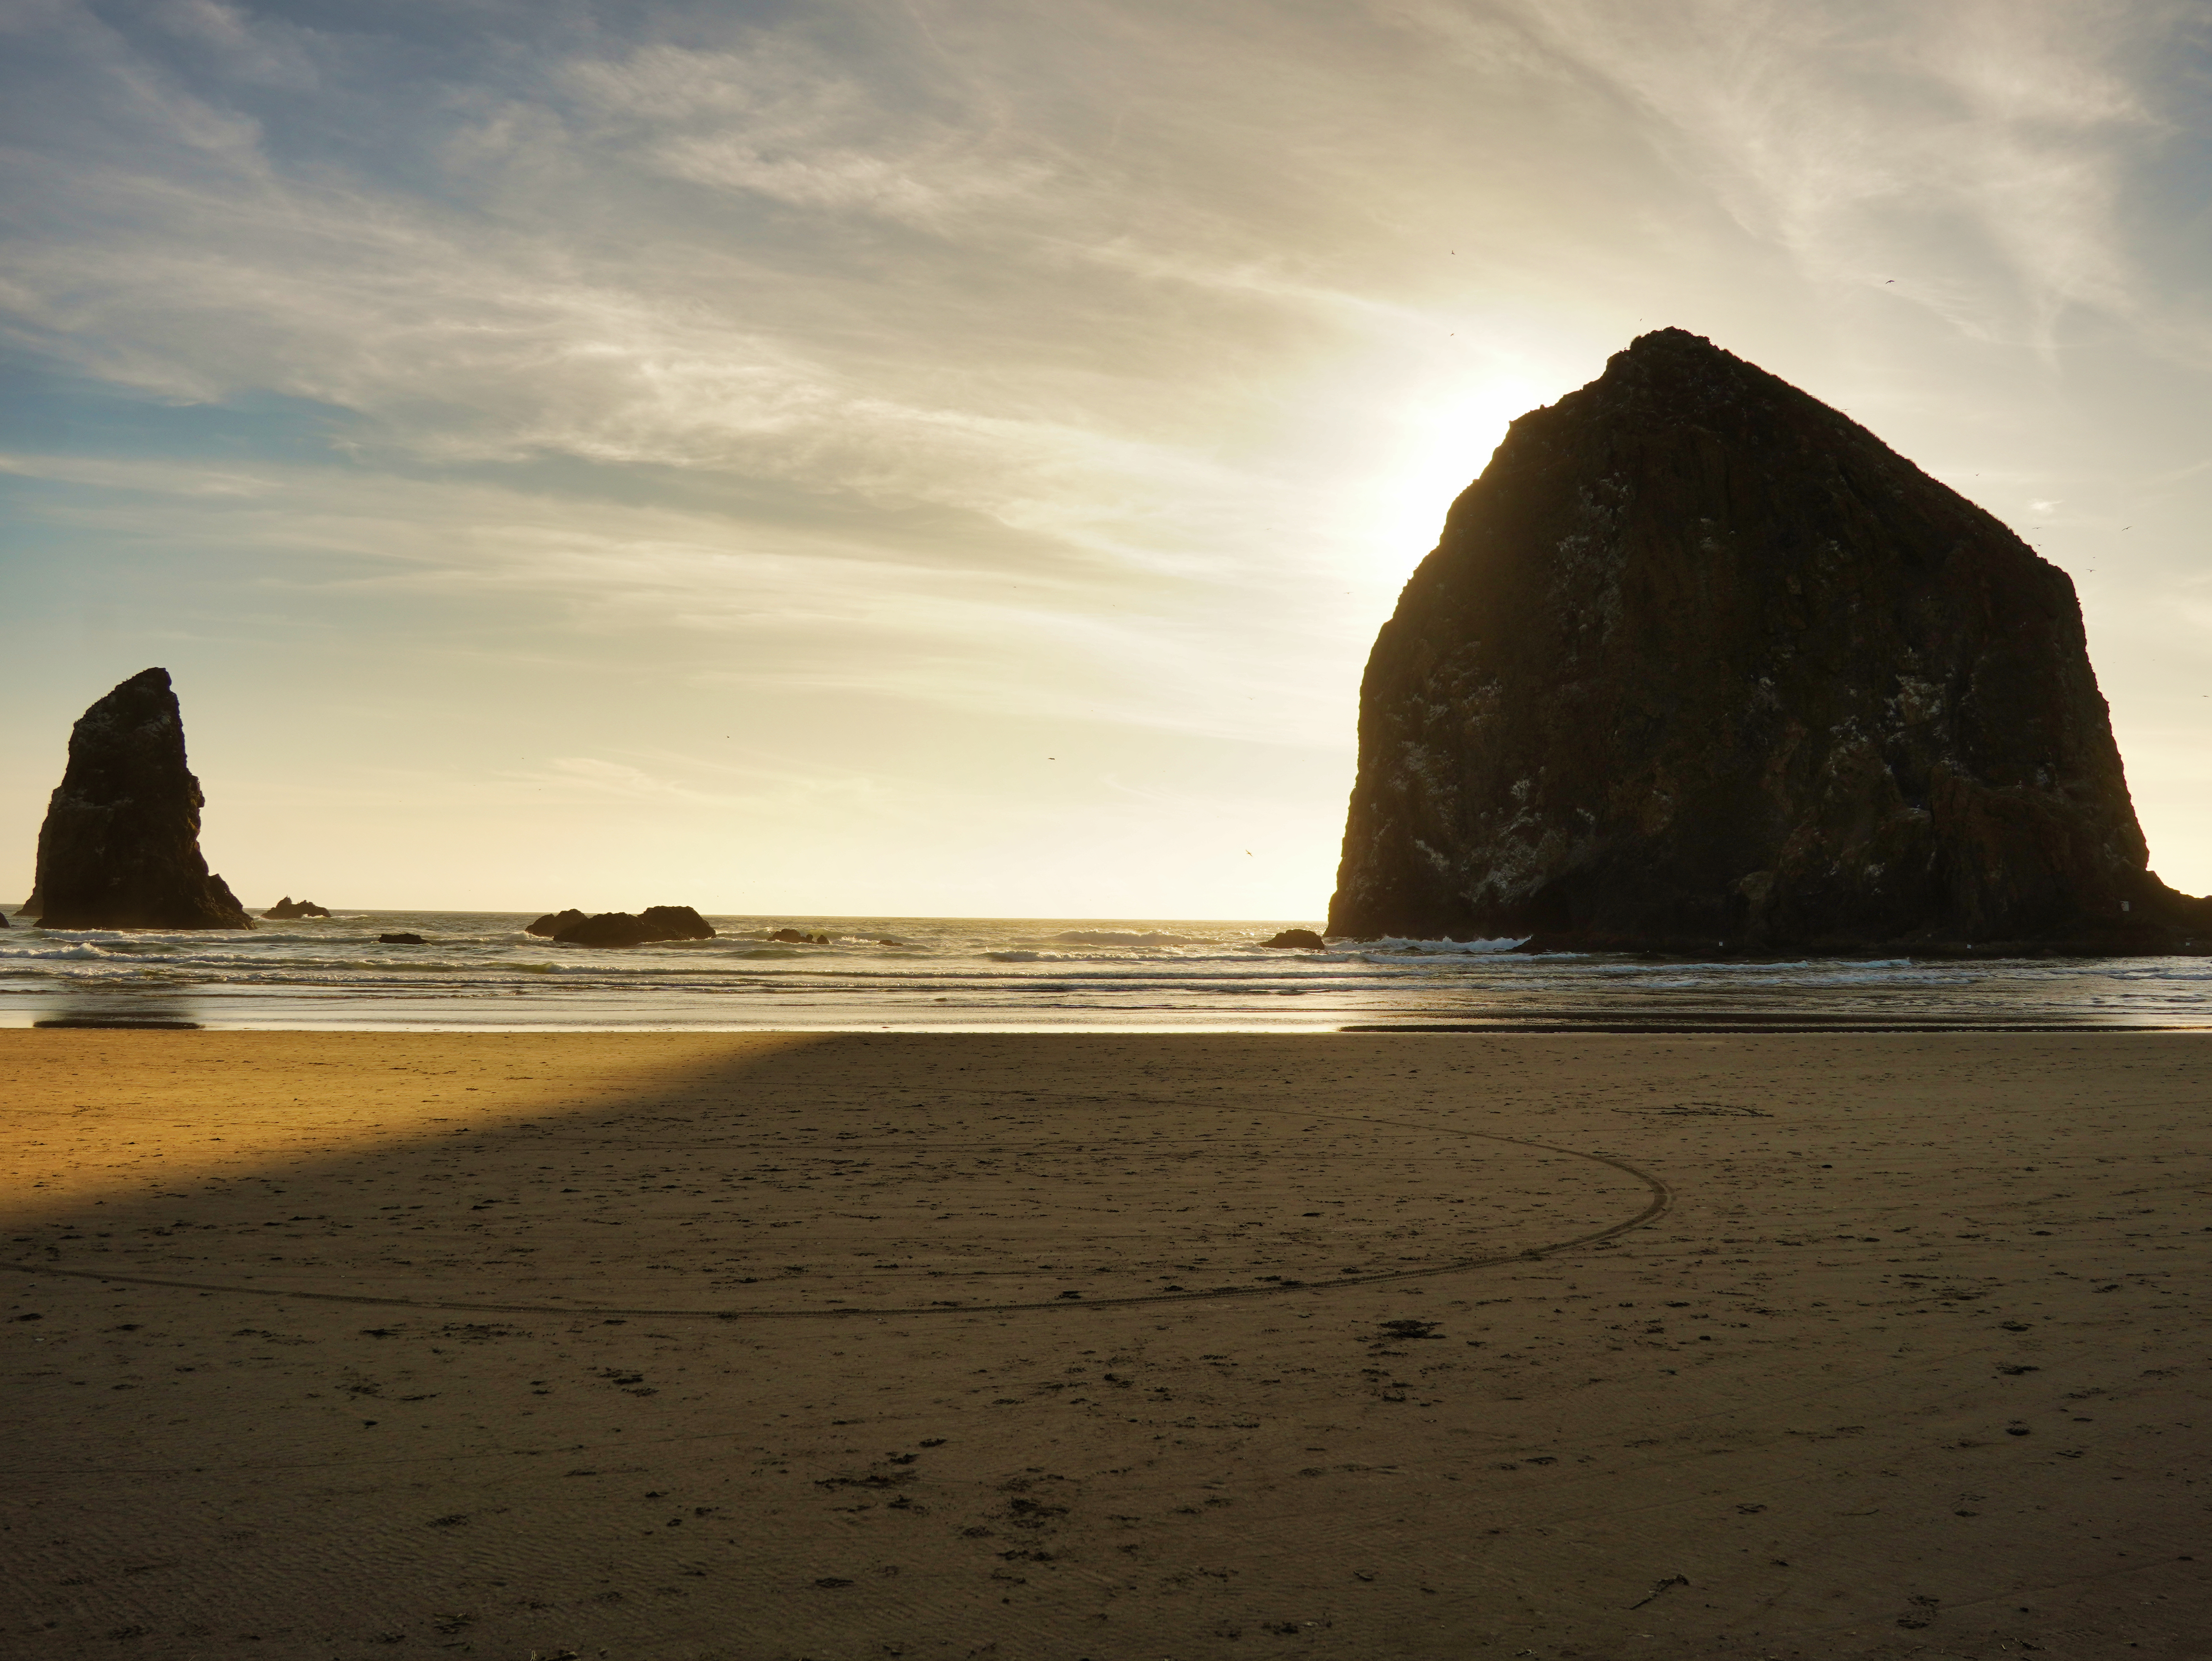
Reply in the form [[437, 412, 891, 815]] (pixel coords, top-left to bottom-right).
[[3, 1028, 2207, 1660]]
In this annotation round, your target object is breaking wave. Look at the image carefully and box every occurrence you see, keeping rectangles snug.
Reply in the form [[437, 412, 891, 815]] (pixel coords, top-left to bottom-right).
[[4, 911, 2206, 1033]]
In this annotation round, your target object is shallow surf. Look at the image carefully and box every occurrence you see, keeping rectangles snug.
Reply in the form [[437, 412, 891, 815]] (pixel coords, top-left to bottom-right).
[[4, 911, 2209, 1031]]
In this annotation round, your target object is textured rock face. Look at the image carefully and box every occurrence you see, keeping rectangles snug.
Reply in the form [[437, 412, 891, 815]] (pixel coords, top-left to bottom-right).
[[1328, 330, 2209, 951], [553, 906, 715, 948], [30, 669, 252, 931]]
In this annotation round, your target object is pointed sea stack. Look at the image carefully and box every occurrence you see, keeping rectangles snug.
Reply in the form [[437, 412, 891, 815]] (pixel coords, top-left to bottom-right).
[[1328, 330, 2211, 953], [28, 669, 253, 931]]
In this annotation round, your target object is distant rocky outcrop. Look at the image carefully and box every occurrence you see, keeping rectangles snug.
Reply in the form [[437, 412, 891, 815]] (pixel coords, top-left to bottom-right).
[[27, 669, 253, 931], [770, 927, 832, 945], [263, 897, 331, 919], [526, 909, 588, 938], [1260, 928, 1327, 950], [1329, 330, 2212, 953], [551, 906, 716, 948], [379, 933, 426, 945]]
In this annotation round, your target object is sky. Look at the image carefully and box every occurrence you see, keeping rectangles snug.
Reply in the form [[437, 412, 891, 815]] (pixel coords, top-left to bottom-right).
[[4, 0, 2211, 917]]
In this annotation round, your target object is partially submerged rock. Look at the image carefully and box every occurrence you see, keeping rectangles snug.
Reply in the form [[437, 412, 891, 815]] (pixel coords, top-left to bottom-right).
[[1329, 330, 2212, 953], [771, 927, 832, 945], [378, 932, 426, 945], [525, 909, 588, 938], [552, 906, 716, 948], [639, 905, 714, 939], [1260, 928, 1327, 950], [28, 669, 252, 931], [263, 897, 332, 919]]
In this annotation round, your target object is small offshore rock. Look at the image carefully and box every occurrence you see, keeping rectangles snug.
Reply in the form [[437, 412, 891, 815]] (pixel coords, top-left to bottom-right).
[[1260, 928, 1327, 950], [263, 896, 332, 919], [379, 932, 426, 945], [553, 906, 717, 948], [29, 668, 252, 930], [525, 909, 588, 938], [637, 905, 715, 941], [771, 927, 832, 945], [554, 913, 660, 948]]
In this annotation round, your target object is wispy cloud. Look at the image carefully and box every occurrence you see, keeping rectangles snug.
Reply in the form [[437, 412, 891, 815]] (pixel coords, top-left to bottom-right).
[[1451, 0, 2168, 343], [561, 39, 1053, 224]]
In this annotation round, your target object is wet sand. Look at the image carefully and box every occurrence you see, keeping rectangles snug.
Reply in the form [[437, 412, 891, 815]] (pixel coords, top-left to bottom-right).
[[3, 1028, 2207, 1659]]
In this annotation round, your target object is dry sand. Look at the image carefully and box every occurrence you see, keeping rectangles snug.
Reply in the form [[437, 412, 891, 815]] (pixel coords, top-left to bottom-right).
[[2, 1028, 2207, 1660]]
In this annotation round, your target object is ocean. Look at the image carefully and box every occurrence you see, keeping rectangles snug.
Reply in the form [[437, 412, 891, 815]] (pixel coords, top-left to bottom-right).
[[3, 911, 2210, 1031]]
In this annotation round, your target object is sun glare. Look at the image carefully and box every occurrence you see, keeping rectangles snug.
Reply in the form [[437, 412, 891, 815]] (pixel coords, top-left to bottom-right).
[[1337, 375, 1554, 590]]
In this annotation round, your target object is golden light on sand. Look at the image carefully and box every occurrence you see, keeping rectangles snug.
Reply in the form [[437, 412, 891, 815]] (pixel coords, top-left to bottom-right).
[[1, 1032, 825, 1221]]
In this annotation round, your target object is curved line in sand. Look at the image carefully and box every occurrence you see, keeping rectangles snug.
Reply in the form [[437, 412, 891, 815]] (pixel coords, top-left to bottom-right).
[[1, 1114, 1673, 1320]]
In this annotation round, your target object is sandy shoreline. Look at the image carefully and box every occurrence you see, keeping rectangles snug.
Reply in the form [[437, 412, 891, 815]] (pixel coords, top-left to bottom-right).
[[4, 1028, 2208, 1659]]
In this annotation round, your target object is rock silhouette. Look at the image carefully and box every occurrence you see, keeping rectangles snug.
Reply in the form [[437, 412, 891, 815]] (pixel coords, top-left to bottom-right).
[[771, 927, 832, 945], [552, 906, 716, 948], [263, 897, 331, 919], [525, 909, 588, 938], [1328, 330, 2212, 952], [1260, 928, 1327, 950], [378, 933, 426, 945], [28, 669, 252, 931]]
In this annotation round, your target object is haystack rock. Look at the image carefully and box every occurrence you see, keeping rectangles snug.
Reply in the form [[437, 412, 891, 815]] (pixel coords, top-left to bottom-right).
[[552, 906, 715, 948], [1328, 330, 2212, 953], [28, 669, 253, 931]]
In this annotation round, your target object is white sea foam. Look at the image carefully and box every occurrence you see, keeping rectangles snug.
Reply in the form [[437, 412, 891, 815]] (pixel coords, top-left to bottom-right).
[[1361, 936, 1527, 955], [3, 911, 2206, 1032]]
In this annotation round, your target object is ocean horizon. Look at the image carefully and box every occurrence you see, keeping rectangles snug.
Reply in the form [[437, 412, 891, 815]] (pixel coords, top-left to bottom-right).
[[5, 909, 2210, 1033]]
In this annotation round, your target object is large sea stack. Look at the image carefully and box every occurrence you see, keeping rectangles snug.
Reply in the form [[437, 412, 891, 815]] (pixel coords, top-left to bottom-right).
[[1328, 329, 2210, 952], [27, 669, 253, 931]]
